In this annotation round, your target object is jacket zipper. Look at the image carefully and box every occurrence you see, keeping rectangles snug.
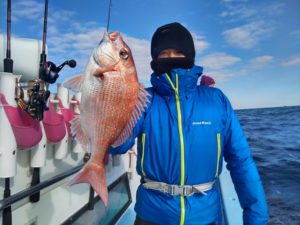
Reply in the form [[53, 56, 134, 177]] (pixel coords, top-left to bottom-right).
[[166, 74, 186, 225]]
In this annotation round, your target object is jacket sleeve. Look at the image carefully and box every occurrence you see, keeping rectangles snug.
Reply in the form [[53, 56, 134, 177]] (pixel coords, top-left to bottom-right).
[[222, 94, 269, 225]]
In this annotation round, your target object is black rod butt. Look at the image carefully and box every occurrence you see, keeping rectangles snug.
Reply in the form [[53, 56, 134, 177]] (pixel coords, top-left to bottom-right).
[[29, 168, 40, 203]]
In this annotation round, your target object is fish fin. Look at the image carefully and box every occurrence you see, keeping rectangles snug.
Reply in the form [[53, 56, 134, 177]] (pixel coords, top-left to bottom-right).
[[63, 74, 84, 92], [112, 84, 150, 147], [70, 116, 89, 152], [69, 163, 108, 207]]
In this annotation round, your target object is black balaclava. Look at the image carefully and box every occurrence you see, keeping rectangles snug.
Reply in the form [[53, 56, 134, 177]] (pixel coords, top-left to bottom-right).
[[150, 22, 195, 74]]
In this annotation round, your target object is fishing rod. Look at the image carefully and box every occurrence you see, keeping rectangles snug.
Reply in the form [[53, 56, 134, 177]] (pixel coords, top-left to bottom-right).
[[3, 0, 13, 73], [15, 0, 77, 122], [28, 0, 76, 203], [39, 0, 48, 82], [15, 0, 50, 123], [2, 1, 13, 224], [25, 0, 49, 203], [28, 0, 51, 201]]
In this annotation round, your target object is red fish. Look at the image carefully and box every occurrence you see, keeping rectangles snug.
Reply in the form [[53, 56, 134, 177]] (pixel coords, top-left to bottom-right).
[[63, 31, 149, 207]]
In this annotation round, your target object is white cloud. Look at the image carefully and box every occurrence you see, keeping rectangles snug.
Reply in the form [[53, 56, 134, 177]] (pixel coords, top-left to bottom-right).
[[199, 68, 248, 85], [48, 10, 76, 23], [263, 3, 285, 16], [290, 30, 300, 42], [11, 0, 76, 23], [222, 22, 272, 49], [196, 53, 244, 85], [201, 70, 233, 83], [123, 35, 152, 84], [191, 33, 210, 54], [48, 28, 106, 70], [220, 5, 256, 22], [198, 52, 241, 70], [281, 56, 300, 67], [220, 2, 285, 23], [12, 0, 44, 21], [250, 55, 273, 67]]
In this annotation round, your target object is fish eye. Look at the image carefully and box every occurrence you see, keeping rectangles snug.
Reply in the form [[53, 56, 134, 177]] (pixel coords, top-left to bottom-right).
[[119, 49, 129, 60]]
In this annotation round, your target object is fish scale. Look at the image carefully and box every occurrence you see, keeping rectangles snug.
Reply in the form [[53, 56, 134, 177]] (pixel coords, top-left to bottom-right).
[[92, 78, 134, 148]]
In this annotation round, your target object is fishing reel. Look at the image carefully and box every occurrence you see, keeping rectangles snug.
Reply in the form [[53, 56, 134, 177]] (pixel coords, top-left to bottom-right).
[[39, 59, 76, 84], [15, 59, 76, 121], [15, 79, 50, 121]]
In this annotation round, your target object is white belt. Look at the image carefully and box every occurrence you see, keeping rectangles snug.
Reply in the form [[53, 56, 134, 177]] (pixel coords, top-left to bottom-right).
[[142, 177, 215, 196]]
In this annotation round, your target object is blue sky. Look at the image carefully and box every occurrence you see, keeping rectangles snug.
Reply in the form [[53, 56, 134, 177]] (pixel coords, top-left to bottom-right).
[[0, 0, 299, 109]]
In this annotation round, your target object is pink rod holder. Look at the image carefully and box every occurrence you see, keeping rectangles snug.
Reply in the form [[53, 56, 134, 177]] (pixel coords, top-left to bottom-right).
[[42, 100, 66, 143], [56, 97, 78, 138], [0, 93, 42, 149]]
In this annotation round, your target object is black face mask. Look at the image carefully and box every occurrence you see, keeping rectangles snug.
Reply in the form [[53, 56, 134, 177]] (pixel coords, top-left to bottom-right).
[[150, 57, 194, 75]]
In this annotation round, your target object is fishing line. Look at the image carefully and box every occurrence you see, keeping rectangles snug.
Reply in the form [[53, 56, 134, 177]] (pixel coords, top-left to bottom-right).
[[106, 0, 112, 32]]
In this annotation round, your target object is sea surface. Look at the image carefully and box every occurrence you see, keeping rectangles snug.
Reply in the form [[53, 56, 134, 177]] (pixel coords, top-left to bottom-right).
[[235, 106, 300, 225]]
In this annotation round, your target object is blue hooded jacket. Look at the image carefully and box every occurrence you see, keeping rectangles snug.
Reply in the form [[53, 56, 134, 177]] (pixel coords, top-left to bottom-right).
[[110, 65, 268, 225]]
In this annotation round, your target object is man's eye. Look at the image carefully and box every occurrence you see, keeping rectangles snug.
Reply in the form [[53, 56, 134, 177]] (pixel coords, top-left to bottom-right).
[[158, 51, 168, 58]]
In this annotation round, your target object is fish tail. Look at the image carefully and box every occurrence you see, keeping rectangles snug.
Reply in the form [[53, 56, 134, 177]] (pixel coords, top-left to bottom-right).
[[69, 163, 108, 207]]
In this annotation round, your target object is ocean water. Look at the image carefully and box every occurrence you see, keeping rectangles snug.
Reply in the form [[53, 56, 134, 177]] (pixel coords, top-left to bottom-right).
[[235, 106, 300, 225]]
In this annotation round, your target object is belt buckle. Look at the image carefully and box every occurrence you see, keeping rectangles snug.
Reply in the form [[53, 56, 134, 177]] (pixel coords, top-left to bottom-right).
[[183, 186, 188, 196], [168, 185, 176, 195], [183, 186, 194, 196]]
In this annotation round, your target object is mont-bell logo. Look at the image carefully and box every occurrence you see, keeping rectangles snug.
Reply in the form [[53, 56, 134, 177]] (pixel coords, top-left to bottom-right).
[[192, 121, 212, 125]]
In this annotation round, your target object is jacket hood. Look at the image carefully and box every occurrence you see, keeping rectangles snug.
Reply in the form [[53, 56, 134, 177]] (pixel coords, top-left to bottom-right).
[[150, 65, 203, 96]]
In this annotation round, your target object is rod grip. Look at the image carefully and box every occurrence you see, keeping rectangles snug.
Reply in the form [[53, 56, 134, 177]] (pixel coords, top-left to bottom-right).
[[3, 58, 13, 73], [29, 168, 40, 203]]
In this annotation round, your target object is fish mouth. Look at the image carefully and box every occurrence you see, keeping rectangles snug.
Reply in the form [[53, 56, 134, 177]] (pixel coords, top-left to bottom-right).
[[92, 47, 120, 76], [93, 68, 120, 79], [92, 51, 119, 78], [108, 32, 120, 42]]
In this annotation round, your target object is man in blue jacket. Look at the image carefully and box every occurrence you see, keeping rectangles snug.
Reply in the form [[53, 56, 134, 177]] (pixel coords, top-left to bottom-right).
[[110, 22, 268, 225]]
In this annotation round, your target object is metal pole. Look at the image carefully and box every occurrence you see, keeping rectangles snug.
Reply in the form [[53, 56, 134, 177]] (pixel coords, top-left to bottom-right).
[[0, 165, 83, 211]]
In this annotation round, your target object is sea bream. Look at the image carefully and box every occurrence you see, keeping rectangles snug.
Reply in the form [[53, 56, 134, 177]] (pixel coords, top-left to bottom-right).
[[63, 31, 149, 207]]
